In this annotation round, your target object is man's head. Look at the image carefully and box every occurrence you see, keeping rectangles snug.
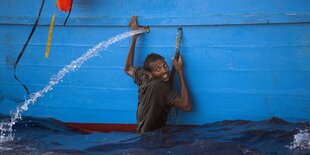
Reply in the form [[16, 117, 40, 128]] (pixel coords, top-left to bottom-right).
[[143, 53, 169, 82]]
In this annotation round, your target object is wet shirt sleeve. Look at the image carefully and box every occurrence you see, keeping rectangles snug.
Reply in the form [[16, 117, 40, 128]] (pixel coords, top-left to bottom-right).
[[132, 67, 144, 86]]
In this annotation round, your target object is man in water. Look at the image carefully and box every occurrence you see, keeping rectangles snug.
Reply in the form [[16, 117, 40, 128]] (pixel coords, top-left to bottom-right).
[[124, 16, 192, 133]]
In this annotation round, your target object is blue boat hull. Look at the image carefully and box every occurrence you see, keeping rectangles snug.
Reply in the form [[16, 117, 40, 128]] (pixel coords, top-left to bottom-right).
[[0, 0, 310, 131]]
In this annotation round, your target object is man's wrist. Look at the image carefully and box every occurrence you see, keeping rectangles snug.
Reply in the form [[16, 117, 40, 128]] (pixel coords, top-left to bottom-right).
[[132, 35, 138, 39], [177, 69, 183, 75]]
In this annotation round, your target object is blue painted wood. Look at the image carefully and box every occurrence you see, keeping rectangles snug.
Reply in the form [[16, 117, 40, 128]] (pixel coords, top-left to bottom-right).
[[0, 0, 310, 125], [1, 0, 309, 26]]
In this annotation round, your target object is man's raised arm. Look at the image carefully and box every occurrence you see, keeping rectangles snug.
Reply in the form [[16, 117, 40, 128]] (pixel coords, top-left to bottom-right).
[[171, 55, 192, 112], [124, 16, 139, 77]]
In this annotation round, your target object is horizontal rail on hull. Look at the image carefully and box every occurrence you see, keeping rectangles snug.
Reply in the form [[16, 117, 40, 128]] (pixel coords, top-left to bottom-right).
[[65, 123, 137, 132], [0, 13, 310, 26]]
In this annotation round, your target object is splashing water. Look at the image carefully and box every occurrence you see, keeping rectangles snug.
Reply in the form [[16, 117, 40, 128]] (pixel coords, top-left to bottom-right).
[[0, 29, 147, 142], [289, 129, 310, 150]]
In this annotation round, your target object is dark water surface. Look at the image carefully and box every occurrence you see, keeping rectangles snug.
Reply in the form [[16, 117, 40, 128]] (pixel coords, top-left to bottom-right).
[[1, 115, 310, 155]]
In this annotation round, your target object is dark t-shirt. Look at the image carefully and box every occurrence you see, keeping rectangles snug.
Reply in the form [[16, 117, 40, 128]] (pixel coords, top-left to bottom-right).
[[133, 67, 178, 133]]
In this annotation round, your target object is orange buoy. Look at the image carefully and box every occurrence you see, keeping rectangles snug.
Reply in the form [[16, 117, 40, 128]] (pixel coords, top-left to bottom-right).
[[57, 0, 72, 12]]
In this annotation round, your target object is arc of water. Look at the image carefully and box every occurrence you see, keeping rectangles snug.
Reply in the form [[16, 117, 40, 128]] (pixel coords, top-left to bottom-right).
[[0, 29, 147, 142]]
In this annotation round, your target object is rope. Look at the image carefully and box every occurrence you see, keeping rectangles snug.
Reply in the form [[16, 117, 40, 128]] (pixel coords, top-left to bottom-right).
[[14, 0, 46, 94]]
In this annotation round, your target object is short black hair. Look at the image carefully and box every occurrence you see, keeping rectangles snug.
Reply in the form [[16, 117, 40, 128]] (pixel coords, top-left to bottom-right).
[[143, 53, 164, 71]]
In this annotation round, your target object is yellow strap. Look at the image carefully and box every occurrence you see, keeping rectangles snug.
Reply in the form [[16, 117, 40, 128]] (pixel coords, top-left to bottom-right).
[[45, 13, 56, 58]]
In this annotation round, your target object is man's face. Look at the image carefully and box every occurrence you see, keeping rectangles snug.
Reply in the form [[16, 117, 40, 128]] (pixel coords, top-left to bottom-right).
[[149, 59, 169, 82]]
